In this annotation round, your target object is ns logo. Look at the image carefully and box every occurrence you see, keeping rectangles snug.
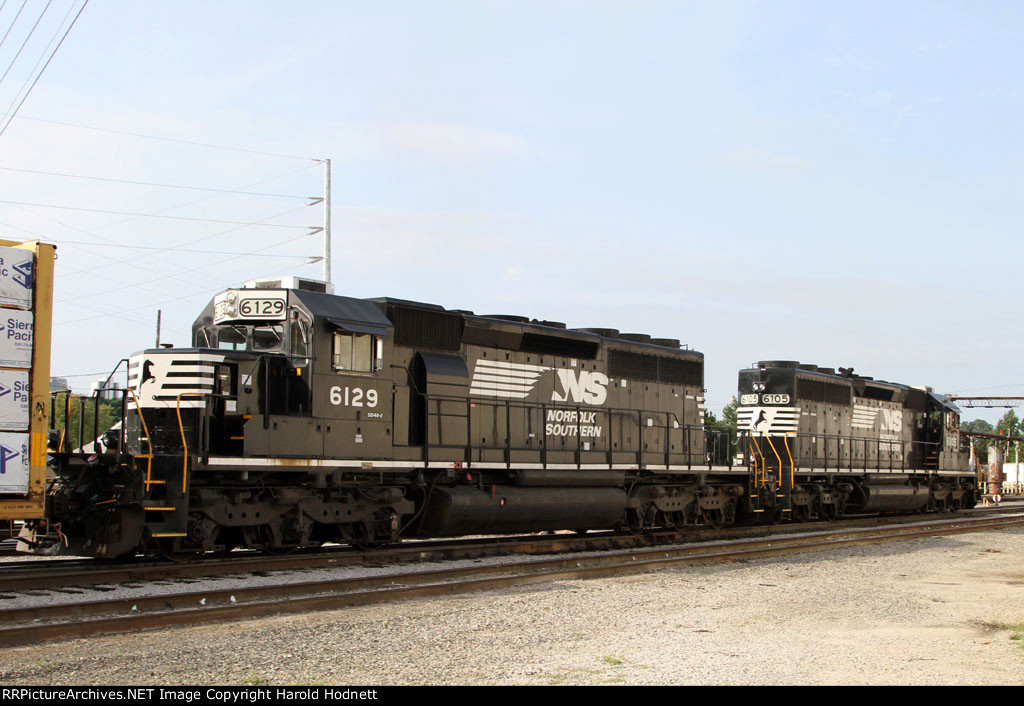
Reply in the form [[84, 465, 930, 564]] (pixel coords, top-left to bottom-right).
[[551, 369, 608, 406], [881, 409, 903, 433]]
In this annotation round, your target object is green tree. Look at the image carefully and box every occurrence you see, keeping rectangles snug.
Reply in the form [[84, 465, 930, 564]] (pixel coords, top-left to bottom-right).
[[51, 395, 124, 451], [960, 418, 993, 462], [705, 397, 738, 428], [721, 396, 738, 429], [996, 410, 1022, 462]]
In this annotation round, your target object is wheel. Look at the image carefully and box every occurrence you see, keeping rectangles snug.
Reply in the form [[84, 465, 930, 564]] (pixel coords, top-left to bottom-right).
[[340, 520, 384, 550], [810, 498, 823, 521], [626, 508, 645, 536], [703, 508, 725, 530]]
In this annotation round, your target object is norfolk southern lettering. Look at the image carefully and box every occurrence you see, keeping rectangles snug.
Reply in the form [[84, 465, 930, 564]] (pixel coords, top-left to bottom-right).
[[545, 408, 603, 438]]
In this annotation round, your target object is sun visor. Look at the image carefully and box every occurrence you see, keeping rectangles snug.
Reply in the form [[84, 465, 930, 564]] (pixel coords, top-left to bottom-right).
[[326, 319, 391, 337], [930, 392, 961, 414]]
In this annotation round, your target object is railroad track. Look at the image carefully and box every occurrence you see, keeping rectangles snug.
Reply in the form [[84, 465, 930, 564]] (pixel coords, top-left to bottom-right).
[[3, 502, 1019, 591], [1, 511, 1022, 648]]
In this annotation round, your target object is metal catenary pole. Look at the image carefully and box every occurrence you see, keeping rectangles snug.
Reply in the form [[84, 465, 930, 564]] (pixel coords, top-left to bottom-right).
[[323, 158, 331, 284]]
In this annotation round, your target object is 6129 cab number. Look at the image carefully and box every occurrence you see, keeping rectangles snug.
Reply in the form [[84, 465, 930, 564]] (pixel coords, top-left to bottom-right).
[[330, 386, 379, 408]]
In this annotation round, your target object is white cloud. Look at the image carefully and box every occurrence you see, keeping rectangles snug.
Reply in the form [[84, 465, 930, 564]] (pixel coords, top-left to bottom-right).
[[333, 122, 541, 169]]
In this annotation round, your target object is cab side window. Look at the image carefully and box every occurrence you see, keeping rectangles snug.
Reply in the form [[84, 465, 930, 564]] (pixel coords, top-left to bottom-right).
[[333, 332, 377, 373], [291, 321, 309, 358]]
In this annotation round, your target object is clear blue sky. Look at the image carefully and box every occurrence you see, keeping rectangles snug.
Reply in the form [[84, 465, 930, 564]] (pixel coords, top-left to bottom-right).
[[0, 1, 1020, 422]]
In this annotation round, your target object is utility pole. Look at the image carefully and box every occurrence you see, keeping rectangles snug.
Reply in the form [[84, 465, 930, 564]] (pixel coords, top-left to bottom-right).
[[323, 158, 331, 285]]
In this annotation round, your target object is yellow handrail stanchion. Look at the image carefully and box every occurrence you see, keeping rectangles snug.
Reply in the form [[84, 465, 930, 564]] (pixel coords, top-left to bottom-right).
[[176, 392, 208, 494], [784, 433, 795, 492], [126, 389, 157, 490]]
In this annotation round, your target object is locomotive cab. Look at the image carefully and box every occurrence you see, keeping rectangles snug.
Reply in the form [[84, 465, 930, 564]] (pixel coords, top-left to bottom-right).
[[184, 279, 395, 461]]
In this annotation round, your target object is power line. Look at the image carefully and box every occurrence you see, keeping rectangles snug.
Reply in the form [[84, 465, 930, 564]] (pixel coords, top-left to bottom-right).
[[949, 383, 1024, 394], [0, 0, 54, 91], [13, 161, 316, 239], [0, 197, 310, 227], [0, 0, 86, 140], [0, 165, 311, 199], [54, 203, 313, 279], [3, 113, 319, 162], [47, 238, 321, 258], [54, 256, 319, 327], [6, 163, 319, 290], [0, 0, 29, 54], [55, 228, 318, 305]]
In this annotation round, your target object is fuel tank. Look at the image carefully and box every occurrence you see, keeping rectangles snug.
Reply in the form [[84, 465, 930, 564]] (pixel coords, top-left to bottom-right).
[[857, 482, 929, 513], [418, 486, 627, 536]]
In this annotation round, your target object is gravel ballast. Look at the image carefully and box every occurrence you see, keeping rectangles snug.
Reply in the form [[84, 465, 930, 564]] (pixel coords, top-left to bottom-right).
[[1, 526, 1022, 686]]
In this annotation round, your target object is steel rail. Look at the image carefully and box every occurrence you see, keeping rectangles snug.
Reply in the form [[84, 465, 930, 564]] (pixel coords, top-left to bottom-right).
[[1, 503, 1021, 590], [1, 513, 1021, 648]]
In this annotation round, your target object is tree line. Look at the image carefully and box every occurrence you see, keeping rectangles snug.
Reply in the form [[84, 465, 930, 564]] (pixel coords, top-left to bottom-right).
[[961, 410, 1022, 463]]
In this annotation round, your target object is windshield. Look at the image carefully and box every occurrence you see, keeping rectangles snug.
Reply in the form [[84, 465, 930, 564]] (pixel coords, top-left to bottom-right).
[[208, 324, 286, 353], [252, 325, 284, 351]]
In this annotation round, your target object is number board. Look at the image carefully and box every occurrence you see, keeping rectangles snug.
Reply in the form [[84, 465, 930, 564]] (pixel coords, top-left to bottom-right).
[[214, 291, 287, 323]]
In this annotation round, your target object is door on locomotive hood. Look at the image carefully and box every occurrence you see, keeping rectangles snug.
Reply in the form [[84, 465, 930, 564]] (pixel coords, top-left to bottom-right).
[[320, 320, 392, 459]]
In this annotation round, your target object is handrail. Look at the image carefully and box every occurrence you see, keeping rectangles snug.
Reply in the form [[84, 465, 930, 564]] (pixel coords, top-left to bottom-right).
[[175, 392, 209, 494], [126, 388, 156, 491], [423, 398, 700, 469], [748, 439, 761, 486], [784, 433, 794, 490], [750, 436, 767, 481], [765, 435, 784, 480], [411, 389, 950, 473]]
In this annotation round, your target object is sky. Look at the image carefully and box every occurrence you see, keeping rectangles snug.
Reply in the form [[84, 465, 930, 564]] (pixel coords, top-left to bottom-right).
[[0, 0, 1020, 423]]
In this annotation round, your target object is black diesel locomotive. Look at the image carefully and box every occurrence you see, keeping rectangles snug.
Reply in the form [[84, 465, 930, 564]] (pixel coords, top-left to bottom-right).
[[737, 361, 975, 520], [23, 280, 974, 557]]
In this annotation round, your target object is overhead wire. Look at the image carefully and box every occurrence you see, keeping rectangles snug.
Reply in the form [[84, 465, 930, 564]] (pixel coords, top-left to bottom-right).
[[0, 0, 88, 139], [6, 161, 321, 295], [0, 0, 28, 54], [0, 197, 311, 227], [0, 0, 54, 90], [0, 161, 320, 313], [949, 383, 1024, 394], [0, 21, 329, 341], [43, 239, 320, 258], [0, 206, 241, 296], [0, 165, 311, 199], [54, 202, 314, 278], [54, 254, 321, 328], [55, 227, 319, 307], [4, 113, 319, 162], [0, 207, 291, 319], [22, 160, 317, 242]]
